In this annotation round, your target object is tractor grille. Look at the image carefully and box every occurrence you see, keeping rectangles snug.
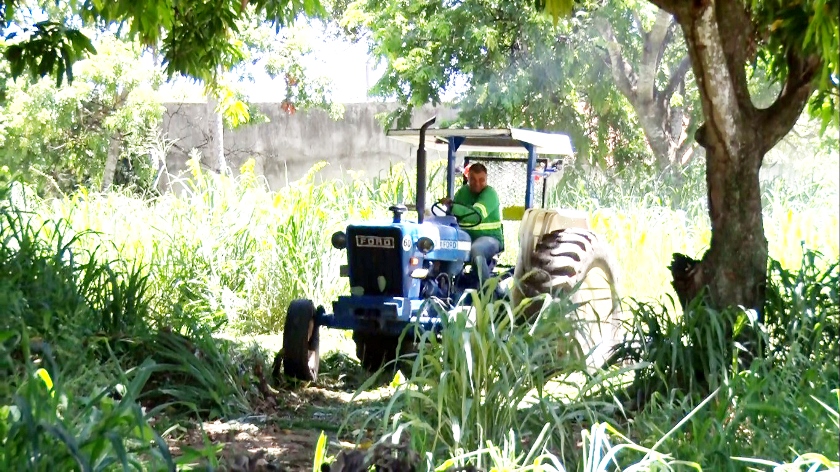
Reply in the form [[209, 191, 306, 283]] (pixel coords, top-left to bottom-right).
[[347, 227, 404, 297]]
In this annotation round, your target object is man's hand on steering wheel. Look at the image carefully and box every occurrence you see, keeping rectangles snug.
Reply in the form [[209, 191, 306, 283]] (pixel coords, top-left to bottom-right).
[[431, 200, 452, 217], [431, 199, 482, 228]]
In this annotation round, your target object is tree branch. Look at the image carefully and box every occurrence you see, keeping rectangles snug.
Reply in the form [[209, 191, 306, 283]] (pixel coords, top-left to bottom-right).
[[657, 20, 680, 74], [714, 0, 756, 115], [676, 112, 700, 163], [679, 146, 698, 166], [631, 9, 646, 38], [594, 17, 637, 100], [646, 0, 684, 16], [683, 0, 743, 157], [662, 56, 691, 101], [758, 51, 821, 153], [667, 80, 687, 138], [639, 9, 673, 103]]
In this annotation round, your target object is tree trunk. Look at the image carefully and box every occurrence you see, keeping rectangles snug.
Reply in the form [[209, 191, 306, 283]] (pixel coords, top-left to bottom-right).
[[659, 0, 818, 313], [636, 103, 678, 170], [695, 127, 767, 311], [208, 95, 226, 174], [594, 13, 695, 172], [670, 134, 767, 313], [101, 132, 122, 191], [665, 1, 767, 312], [100, 89, 131, 191]]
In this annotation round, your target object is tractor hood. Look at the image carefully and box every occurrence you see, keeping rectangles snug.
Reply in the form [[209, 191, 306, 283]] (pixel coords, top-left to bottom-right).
[[342, 221, 471, 298], [346, 221, 471, 261]]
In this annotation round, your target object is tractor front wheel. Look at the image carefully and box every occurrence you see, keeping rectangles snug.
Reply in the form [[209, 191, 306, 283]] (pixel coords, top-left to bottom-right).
[[283, 299, 320, 381]]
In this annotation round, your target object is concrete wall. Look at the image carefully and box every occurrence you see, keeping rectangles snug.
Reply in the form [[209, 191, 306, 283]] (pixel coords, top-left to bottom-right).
[[160, 101, 459, 190]]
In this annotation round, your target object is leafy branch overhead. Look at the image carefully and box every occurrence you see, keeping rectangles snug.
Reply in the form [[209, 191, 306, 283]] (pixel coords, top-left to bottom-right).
[[340, 0, 700, 169], [538, 0, 839, 131], [3, 22, 96, 87], [1, 0, 326, 86]]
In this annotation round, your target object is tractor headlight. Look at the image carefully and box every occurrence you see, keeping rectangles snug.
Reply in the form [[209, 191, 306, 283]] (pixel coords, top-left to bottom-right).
[[416, 237, 434, 254], [331, 231, 347, 249]]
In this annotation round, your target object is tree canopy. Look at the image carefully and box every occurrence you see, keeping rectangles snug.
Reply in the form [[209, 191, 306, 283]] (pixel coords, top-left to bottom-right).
[[0, 32, 165, 192], [1, 0, 325, 87], [2, 0, 341, 191], [338, 0, 703, 169]]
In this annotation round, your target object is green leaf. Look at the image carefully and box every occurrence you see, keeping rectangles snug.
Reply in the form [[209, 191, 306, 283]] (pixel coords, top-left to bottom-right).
[[5, 45, 25, 78], [37, 52, 57, 78], [0, 330, 16, 344], [64, 53, 74, 84], [44, 423, 92, 471], [107, 432, 131, 471]]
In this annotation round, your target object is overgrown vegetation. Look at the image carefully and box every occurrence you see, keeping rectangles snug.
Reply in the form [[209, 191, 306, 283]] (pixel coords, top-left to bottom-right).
[[1, 149, 837, 470], [334, 248, 838, 471]]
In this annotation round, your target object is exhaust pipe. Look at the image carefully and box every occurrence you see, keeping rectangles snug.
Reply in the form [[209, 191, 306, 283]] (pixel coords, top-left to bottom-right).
[[416, 116, 436, 224]]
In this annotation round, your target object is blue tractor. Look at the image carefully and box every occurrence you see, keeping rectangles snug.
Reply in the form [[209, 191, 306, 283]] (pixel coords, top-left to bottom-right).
[[281, 117, 623, 381]]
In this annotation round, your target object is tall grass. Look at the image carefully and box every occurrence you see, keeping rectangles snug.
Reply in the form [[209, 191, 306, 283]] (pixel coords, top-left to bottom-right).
[[335, 249, 839, 471], [7, 153, 837, 332], [545, 160, 709, 220], [544, 160, 839, 304], [0, 178, 258, 424], [0, 334, 177, 471], [35, 157, 396, 335], [340, 284, 629, 470]]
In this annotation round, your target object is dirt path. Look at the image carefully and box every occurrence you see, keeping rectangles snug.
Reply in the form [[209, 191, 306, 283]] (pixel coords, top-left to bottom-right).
[[165, 337, 398, 471]]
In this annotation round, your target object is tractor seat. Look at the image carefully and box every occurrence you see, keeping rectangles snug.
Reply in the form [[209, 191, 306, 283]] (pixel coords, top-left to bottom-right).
[[502, 205, 526, 221]]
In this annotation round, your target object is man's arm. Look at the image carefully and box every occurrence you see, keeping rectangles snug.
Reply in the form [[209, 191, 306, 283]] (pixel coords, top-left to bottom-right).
[[450, 185, 470, 217], [451, 186, 498, 225], [439, 184, 466, 207], [473, 187, 500, 219]]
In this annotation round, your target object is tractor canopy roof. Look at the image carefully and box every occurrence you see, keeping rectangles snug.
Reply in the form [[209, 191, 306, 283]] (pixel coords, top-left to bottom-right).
[[386, 127, 574, 156]]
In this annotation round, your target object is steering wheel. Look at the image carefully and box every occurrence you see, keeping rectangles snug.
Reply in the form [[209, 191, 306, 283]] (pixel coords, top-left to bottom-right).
[[431, 201, 482, 228]]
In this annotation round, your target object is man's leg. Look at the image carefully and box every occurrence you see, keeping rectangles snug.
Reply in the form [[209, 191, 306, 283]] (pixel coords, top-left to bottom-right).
[[470, 236, 501, 284]]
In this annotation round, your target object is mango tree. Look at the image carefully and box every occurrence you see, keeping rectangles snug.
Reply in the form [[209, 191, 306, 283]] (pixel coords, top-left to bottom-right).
[[544, 0, 839, 312]]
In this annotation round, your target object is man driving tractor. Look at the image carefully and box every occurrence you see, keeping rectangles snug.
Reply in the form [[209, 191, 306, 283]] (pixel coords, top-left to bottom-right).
[[440, 163, 504, 285]]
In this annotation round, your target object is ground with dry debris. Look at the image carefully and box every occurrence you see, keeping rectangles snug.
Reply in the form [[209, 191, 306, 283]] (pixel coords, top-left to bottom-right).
[[165, 333, 399, 471]]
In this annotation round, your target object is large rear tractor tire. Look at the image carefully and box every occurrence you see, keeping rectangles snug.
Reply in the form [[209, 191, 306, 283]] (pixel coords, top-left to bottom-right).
[[283, 299, 320, 381], [353, 332, 415, 376], [519, 228, 624, 370]]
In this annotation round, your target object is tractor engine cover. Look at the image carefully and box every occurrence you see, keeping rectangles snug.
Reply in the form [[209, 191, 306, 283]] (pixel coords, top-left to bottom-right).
[[344, 223, 471, 298]]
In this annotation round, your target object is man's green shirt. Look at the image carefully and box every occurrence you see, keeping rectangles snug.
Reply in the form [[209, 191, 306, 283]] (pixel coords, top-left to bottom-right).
[[452, 184, 504, 248]]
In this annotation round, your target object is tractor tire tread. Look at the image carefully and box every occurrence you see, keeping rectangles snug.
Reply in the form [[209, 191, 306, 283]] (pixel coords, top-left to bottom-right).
[[518, 228, 625, 369]]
